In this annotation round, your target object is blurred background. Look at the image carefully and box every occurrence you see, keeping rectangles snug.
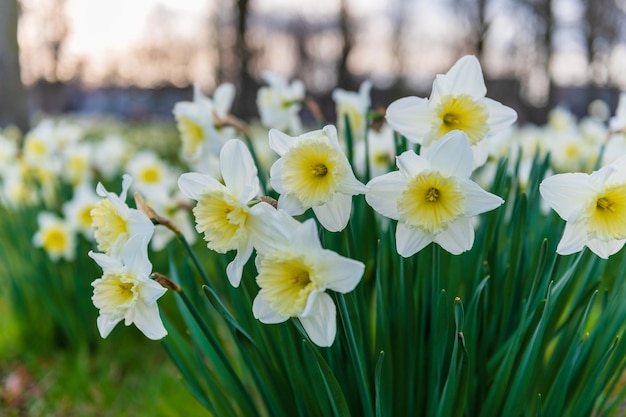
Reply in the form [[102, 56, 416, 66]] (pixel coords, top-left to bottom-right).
[[1, 0, 626, 132]]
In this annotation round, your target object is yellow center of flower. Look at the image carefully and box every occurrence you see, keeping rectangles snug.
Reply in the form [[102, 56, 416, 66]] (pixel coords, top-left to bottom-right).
[[176, 115, 204, 156], [434, 94, 489, 145], [139, 165, 161, 184], [587, 185, 626, 240], [281, 138, 347, 207], [91, 199, 128, 254], [42, 225, 69, 253], [193, 189, 249, 253], [257, 254, 316, 317], [398, 171, 465, 234], [79, 205, 95, 229], [92, 273, 139, 319]]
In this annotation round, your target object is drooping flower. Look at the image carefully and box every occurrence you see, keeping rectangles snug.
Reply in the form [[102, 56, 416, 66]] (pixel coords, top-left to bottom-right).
[[268, 125, 368, 232], [32, 211, 77, 261], [256, 71, 305, 134], [249, 204, 364, 347], [178, 138, 261, 287], [173, 83, 237, 163], [385, 55, 517, 168], [89, 235, 168, 340], [90, 174, 155, 256], [332, 80, 372, 143], [539, 154, 626, 259], [366, 130, 504, 256]]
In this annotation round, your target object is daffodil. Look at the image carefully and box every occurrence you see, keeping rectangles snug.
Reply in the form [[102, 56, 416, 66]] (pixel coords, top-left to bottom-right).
[[366, 131, 504, 256], [539, 154, 626, 259], [89, 235, 168, 340], [91, 174, 155, 256], [256, 71, 305, 134], [125, 150, 177, 203], [63, 183, 100, 240], [32, 212, 77, 261], [178, 138, 260, 287], [332, 80, 372, 143], [385, 55, 517, 168], [250, 204, 364, 347], [269, 125, 368, 232], [610, 92, 626, 133]]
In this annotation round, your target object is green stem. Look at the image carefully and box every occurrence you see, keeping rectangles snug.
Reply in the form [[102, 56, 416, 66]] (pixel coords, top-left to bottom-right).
[[174, 232, 216, 292]]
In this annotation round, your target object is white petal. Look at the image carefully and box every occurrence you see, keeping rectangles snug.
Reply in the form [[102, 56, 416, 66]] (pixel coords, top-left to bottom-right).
[[269, 128, 294, 156], [277, 192, 307, 215], [97, 314, 121, 338], [253, 294, 289, 324], [178, 172, 222, 200], [556, 222, 588, 256], [248, 204, 298, 254], [89, 251, 122, 272], [220, 139, 260, 202], [131, 301, 168, 340], [299, 292, 336, 347], [540, 173, 595, 221], [396, 150, 430, 177], [226, 239, 254, 287], [269, 157, 286, 193], [365, 171, 405, 220], [436, 55, 486, 98], [213, 83, 236, 116], [587, 238, 626, 259], [484, 98, 518, 132], [291, 219, 323, 252], [396, 223, 433, 257], [471, 139, 489, 169], [121, 235, 153, 279], [459, 179, 504, 215], [317, 252, 365, 293], [313, 193, 352, 232], [427, 131, 473, 178], [434, 217, 474, 254], [385, 97, 435, 143]]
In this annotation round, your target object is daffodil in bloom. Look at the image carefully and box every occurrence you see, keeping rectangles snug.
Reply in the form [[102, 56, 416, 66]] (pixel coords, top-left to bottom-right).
[[366, 131, 504, 256], [256, 71, 305, 134], [539, 154, 626, 259], [33, 212, 77, 261], [269, 125, 368, 232], [385, 55, 517, 168], [63, 183, 100, 240], [173, 83, 236, 163], [178, 138, 261, 287], [91, 174, 155, 256], [125, 150, 178, 203], [89, 236, 167, 340], [332, 80, 372, 143], [250, 204, 364, 347]]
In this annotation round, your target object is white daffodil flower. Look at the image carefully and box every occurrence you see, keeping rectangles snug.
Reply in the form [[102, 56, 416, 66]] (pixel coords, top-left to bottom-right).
[[32, 211, 77, 261], [125, 150, 178, 203], [249, 204, 364, 347], [89, 235, 168, 340], [178, 138, 261, 287], [610, 92, 626, 133], [62, 183, 100, 240], [91, 174, 155, 256], [332, 80, 372, 143], [269, 125, 368, 232], [539, 154, 626, 259], [256, 71, 305, 134], [173, 83, 236, 162], [385, 55, 517, 168], [366, 130, 504, 256]]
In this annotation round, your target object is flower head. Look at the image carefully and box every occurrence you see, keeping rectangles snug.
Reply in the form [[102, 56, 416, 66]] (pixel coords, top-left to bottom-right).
[[256, 71, 305, 134], [63, 182, 100, 240], [33, 212, 77, 261], [539, 154, 626, 258], [332, 80, 372, 143], [89, 236, 167, 340], [250, 204, 364, 347], [385, 55, 517, 168], [366, 131, 504, 256], [91, 175, 155, 256], [178, 139, 261, 287], [269, 125, 368, 232]]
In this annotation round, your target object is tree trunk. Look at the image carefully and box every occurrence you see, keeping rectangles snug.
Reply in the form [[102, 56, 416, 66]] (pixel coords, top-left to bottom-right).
[[0, 0, 29, 132]]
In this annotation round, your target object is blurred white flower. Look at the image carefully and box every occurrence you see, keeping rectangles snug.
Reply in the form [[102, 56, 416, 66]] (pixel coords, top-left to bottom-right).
[[178, 139, 261, 287], [366, 131, 504, 256], [92, 134, 133, 181], [89, 236, 168, 340], [332, 80, 372, 143], [63, 183, 100, 240], [256, 71, 305, 134], [385, 55, 517, 168], [250, 205, 364, 347], [33, 211, 77, 261], [62, 142, 94, 187], [540, 154, 626, 259], [269, 125, 368, 232], [610, 92, 626, 133], [125, 150, 178, 203], [354, 123, 396, 179]]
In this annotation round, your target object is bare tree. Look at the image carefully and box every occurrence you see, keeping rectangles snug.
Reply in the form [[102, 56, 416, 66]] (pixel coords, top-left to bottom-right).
[[583, 0, 624, 86], [336, 0, 355, 90], [0, 0, 29, 132], [453, 0, 490, 61]]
